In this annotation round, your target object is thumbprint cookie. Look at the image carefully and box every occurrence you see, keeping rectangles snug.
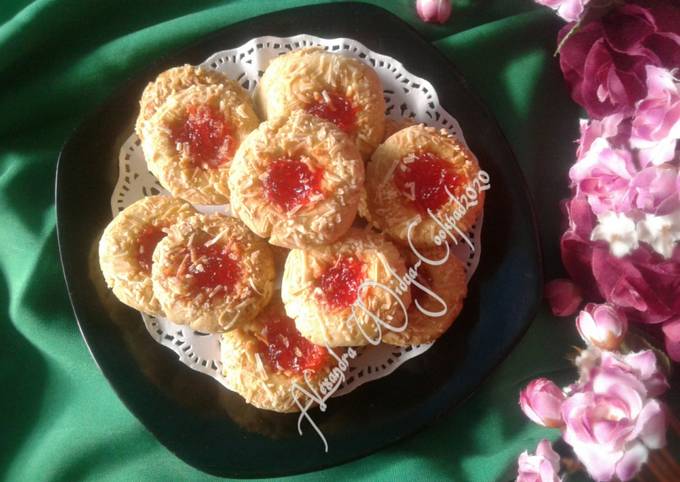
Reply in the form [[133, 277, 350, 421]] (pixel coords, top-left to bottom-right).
[[151, 213, 275, 333], [98, 195, 196, 316], [383, 247, 467, 346], [141, 83, 259, 205], [228, 110, 364, 249], [220, 297, 335, 413], [135, 65, 241, 141], [281, 228, 411, 347], [362, 124, 486, 248], [382, 117, 416, 141], [255, 47, 385, 160]]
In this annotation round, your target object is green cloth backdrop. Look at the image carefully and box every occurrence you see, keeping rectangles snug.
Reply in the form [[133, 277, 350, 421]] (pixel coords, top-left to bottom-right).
[[0, 1, 584, 480]]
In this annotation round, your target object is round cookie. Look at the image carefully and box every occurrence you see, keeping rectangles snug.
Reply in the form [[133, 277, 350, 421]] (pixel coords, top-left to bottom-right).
[[141, 83, 259, 205], [383, 117, 416, 141], [383, 247, 467, 346], [228, 110, 364, 249], [361, 124, 485, 249], [220, 297, 336, 413], [151, 213, 275, 332], [98, 195, 196, 316], [281, 228, 411, 347], [135, 64, 243, 141], [256, 47, 385, 160]]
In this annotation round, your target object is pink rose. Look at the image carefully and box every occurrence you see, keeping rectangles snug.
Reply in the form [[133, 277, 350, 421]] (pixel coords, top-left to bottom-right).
[[562, 358, 667, 481], [576, 303, 628, 350], [569, 137, 636, 215], [630, 65, 680, 166], [630, 164, 680, 215], [561, 198, 680, 340], [519, 379, 566, 428], [576, 114, 627, 160], [573, 348, 668, 396], [535, 0, 589, 22], [516, 439, 562, 482], [558, 1, 680, 119], [600, 350, 669, 397], [590, 245, 680, 326], [415, 0, 452, 24], [545, 279, 583, 316]]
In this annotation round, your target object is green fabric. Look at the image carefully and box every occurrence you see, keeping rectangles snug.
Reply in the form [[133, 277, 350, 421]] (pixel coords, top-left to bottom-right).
[[0, 1, 583, 480]]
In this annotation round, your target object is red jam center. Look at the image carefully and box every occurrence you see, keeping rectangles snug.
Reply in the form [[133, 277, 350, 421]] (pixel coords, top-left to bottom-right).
[[393, 152, 462, 214], [258, 315, 329, 373], [136, 225, 166, 273], [172, 104, 234, 169], [187, 244, 240, 294], [305, 92, 357, 133], [319, 257, 365, 310], [263, 157, 323, 211]]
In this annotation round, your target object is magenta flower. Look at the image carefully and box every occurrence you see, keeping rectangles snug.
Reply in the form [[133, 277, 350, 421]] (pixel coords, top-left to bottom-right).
[[415, 0, 452, 24], [569, 137, 636, 215], [662, 318, 680, 362], [562, 354, 667, 481], [558, 1, 680, 119], [545, 279, 583, 316], [516, 439, 562, 482], [576, 303, 628, 350], [520, 379, 566, 428], [630, 65, 680, 166], [535, 0, 589, 22]]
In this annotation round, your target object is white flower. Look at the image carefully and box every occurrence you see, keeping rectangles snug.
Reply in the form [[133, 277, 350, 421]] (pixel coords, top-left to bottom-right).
[[636, 210, 680, 259], [591, 211, 639, 257]]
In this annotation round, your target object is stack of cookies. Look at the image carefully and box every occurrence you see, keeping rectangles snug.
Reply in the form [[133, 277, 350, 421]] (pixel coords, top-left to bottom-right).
[[98, 47, 484, 413]]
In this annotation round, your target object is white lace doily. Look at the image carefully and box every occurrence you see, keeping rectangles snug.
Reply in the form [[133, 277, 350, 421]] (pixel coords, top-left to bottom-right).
[[113, 34, 483, 400]]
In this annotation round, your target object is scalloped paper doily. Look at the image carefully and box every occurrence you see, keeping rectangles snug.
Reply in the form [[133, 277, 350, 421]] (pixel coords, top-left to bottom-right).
[[112, 34, 483, 400]]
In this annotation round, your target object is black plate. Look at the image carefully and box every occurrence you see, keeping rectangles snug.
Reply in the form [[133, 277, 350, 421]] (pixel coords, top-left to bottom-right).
[[56, 2, 542, 478]]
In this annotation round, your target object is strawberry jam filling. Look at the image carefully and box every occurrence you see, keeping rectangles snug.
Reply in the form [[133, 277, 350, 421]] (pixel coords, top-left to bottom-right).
[[393, 152, 462, 214], [186, 243, 240, 295], [257, 315, 329, 374], [136, 225, 166, 273], [305, 92, 357, 133], [263, 157, 323, 211], [172, 104, 234, 169], [318, 256, 365, 310]]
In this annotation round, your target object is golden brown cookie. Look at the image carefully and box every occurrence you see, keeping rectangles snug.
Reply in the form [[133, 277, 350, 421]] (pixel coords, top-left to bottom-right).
[[255, 47, 385, 160], [220, 296, 339, 413], [281, 228, 411, 347], [151, 213, 275, 332], [383, 247, 467, 346], [228, 110, 364, 249], [383, 117, 416, 141], [361, 124, 486, 249], [135, 65, 244, 140], [141, 83, 259, 204], [98, 196, 196, 316]]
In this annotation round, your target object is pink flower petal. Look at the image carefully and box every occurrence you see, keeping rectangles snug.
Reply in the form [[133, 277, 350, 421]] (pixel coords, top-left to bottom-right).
[[545, 279, 583, 316], [615, 442, 649, 481], [635, 399, 667, 449], [572, 442, 622, 481]]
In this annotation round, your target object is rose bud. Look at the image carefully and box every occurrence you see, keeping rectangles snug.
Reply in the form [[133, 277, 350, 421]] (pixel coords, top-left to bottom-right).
[[576, 303, 628, 350], [519, 378, 565, 428], [416, 0, 452, 24]]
